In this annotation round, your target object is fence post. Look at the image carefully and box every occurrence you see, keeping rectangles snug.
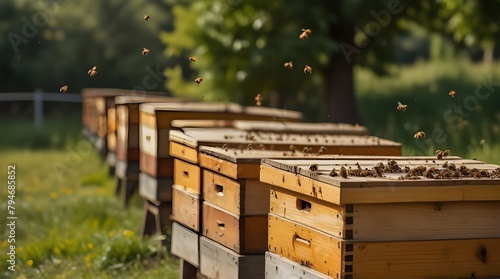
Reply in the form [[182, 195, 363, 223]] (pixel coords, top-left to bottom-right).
[[34, 89, 43, 129]]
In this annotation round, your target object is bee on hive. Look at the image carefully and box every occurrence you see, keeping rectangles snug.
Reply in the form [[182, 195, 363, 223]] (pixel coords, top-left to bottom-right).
[[88, 66, 97, 77], [340, 166, 347, 178], [299, 28, 311, 40], [397, 102, 407, 111], [414, 131, 426, 140], [435, 149, 450, 160], [309, 164, 319, 171]]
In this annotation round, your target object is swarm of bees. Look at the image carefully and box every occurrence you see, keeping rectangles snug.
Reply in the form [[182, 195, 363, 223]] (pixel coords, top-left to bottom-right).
[[397, 102, 407, 111], [413, 131, 426, 140], [304, 65, 312, 74], [435, 149, 450, 160], [299, 28, 312, 40], [142, 48, 150, 56], [59, 85, 68, 93], [189, 56, 197, 62], [449, 90, 456, 97], [255, 93, 263, 106], [284, 61, 293, 69], [88, 66, 97, 77], [194, 77, 203, 84], [144, 14, 150, 21]]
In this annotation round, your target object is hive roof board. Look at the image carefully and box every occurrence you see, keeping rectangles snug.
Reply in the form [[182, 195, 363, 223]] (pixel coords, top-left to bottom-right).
[[260, 157, 500, 204]]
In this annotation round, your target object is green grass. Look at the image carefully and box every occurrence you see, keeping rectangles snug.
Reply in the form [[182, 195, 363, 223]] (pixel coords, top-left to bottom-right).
[[356, 59, 500, 164], [0, 145, 178, 278]]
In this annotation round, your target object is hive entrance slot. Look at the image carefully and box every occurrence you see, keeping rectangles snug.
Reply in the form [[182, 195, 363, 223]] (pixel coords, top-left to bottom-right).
[[216, 184, 224, 197], [296, 198, 311, 212], [182, 171, 189, 178]]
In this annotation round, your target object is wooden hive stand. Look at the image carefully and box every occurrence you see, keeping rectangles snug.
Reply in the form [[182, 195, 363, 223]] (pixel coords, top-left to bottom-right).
[[139, 103, 303, 256], [114, 95, 185, 206], [261, 156, 500, 279], [169, 123, 401, 279]]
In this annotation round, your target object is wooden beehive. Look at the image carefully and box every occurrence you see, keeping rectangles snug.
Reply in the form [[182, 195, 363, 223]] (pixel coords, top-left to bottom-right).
[[138, 103, 303, 201], [260, 156, 500, 279], [170, 128, 401, 236], [114, 95, 185, 205]]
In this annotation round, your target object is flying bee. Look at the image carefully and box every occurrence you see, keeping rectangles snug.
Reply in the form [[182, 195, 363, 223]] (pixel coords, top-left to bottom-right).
[[255, 93, 263, 106], [142, 47, 150, 56], [144, 14, 150, 21], [397, 102, 407, 111], [299, 28, 311, 40], [194, 77, 203, 84], [414, 131, 426, 140], [88, 66, 97, 77], [59, 85, 68, 93], [189, 56, 197, 62], [448, 90, 456, 97], [435, 149, 450, 160], [304, 65, 312, 74], [284, 61, 293, 69]]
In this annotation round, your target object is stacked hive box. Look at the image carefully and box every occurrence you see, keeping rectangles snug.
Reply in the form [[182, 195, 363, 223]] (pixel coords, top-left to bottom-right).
[[138, 103, 303, 240], [114, 95, 185, 205], [169, 126, 402, 278], [82, 88, 166, 178], [260, 156, 500, 279]]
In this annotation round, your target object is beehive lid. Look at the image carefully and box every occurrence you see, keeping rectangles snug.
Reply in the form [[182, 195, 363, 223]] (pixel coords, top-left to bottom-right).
[[139, 102, 302, 120], [260, 157, 500, 204], [169, 128, 401, 156], [115, 95, 185, 105], [82, 88, 158, 97], [171, 119, 234, 129], [231, 120, 369, 135]]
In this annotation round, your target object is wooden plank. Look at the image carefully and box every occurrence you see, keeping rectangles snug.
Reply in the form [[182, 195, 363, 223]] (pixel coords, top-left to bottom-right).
[[202, 202, 268, 254], [174, 159, 201, 194], [353, 238, 500, 278], [139, 153, 174, 178], [268, 213, 342, 278], [243, 180, 271, 216], [200, 236, 265, 279], [260, 165, 341, 205], [171, 119, 233, 129], [172, 184, 201, 232], [171, 222, 199, 267], [169, 141, 198, 164], [139, 125, 157, 157], [270, 187, 345, 238], [138, 173, 173, 202], [265, 252, 331, 279], [352, 201, 500, 241], [232, 120, 369, 135], [115, 160, 139, 180]]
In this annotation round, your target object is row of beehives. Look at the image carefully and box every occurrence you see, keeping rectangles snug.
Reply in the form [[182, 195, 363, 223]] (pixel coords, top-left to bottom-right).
[[81, 88, 500, 279]]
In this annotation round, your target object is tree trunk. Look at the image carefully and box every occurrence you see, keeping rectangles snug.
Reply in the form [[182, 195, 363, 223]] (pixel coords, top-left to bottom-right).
[[323, 17, 362, 125]]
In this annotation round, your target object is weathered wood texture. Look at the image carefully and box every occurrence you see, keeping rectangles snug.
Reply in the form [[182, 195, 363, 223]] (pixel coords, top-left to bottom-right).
[[171, 222, 200, 267], [172, 184, 201, 232], [202, 202, 267, 254], [199, 236, 265, 279], [174, 159, 201, 194], [138, 173, 173, 202], [265, 252, 331, 279], [203, 169, 269, 216]]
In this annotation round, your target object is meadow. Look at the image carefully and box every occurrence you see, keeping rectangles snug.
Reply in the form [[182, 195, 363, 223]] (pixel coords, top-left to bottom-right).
[[0, 60, 498, 278]]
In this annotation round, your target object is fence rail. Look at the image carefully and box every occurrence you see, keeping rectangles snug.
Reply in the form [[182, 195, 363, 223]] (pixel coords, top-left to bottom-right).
[[0, 90, 82, 128]]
